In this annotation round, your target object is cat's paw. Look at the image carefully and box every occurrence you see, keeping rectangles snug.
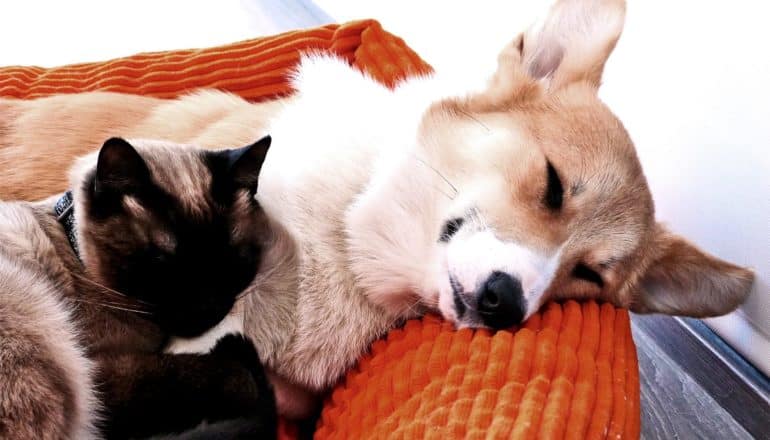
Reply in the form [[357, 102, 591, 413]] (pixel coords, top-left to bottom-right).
[[210, 334, 265, 381], [211, 334, 275, 416]]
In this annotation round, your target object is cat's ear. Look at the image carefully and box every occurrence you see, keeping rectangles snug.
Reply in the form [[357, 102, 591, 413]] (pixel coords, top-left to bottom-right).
[[227, 135, 271, 191], [94, 137, 151, 195]]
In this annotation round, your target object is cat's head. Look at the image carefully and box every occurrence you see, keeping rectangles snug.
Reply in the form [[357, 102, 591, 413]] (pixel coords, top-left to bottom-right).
[[73, 136, 272, 337]]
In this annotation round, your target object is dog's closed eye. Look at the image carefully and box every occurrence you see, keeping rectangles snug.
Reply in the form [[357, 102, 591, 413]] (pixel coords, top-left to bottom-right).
[[439, 217, 464, 242], [544, 160, 563, 210]]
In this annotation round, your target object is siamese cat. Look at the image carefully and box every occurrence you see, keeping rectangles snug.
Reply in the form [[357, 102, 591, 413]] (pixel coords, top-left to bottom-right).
[[0, 136, 276, 439]]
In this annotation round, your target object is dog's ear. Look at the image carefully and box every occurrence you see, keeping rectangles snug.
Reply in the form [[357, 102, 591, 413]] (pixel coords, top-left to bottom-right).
[[632, 224, 754, 317], [494, 0, 626, 91]]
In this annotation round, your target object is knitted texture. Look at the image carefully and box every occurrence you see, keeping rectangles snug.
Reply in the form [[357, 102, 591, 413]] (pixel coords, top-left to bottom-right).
[[316, 301, 640, 440], [0, 21, 640, 439]]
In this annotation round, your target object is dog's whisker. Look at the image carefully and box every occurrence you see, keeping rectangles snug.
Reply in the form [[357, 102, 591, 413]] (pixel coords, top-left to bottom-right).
[[468, 207, 479, 226], [467, 206, 488, 230], [450, 277, 473, 310], [423, 294, 440, 310], [452, 293, 477, 316], [409, 153, 459, 197], [478, 209, 488, 229], [427, 184, 454, 201], [387, 297, 424, 329], [457, 108, 491, 133], [401, 298, 421, 316]]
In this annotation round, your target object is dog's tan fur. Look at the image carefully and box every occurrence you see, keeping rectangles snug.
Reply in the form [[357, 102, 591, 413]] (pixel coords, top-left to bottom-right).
[[0, 92, 284, 201], [0, 0, 754, 418]]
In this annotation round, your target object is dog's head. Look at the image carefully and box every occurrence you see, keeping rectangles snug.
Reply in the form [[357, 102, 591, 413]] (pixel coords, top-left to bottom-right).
[[421, 0, 754, 328]]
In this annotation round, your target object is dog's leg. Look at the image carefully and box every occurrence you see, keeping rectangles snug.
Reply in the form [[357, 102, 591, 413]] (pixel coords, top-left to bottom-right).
[[96, 334, 276, 439], [265, 368, 320, 420]]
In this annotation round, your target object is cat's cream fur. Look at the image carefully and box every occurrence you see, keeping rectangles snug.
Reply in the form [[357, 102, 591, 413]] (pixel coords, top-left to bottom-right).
[[0, 202, 99, 439]]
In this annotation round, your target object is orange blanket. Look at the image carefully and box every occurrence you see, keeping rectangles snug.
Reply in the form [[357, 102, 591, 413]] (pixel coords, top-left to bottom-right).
[[0, 20, 640, 439]]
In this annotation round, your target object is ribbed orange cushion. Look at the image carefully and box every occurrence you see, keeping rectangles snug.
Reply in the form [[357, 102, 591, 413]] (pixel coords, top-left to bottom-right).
[[0, 21, 640, 439], [316, 301, 640, 440], [0, 20, 431, 101]]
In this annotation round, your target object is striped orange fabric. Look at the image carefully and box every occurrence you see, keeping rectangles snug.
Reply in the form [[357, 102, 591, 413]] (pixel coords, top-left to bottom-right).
[[316, 302, 640, 440], [0, 21, 640, 439], [0, 20, 431, 101]]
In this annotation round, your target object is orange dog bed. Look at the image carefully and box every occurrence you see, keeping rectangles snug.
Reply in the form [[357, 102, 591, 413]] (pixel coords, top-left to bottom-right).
[[316, 302, 639, 440], [0, 20, 429, 100], [0, 20, 640, 439]]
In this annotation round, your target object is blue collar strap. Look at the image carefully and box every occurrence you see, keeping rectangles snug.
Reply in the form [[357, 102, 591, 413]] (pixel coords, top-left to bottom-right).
[[53, 190, 81, 261]]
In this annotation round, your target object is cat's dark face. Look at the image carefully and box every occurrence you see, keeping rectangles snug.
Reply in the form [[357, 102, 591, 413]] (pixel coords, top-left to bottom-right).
[[79, 137, 272, 337]]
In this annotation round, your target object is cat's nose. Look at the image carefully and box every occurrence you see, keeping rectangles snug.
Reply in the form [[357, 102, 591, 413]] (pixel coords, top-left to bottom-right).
[[476, 271, 526, 329]]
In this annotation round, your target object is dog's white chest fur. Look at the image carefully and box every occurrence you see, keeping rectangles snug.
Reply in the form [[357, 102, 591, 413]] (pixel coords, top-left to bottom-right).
[[242, 57, 438, 390]]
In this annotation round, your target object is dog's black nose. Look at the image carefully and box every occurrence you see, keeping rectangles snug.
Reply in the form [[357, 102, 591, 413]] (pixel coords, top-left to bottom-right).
[[477, 271, 526, 329]]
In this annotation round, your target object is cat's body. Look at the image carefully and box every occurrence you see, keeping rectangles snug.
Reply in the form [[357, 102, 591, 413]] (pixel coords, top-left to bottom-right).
[[0, 201, 101, 438], [0, 137, 277, 439]]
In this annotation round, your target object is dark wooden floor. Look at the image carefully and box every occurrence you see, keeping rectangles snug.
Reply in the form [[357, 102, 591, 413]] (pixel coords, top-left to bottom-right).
[[632, 315, 770, 439]]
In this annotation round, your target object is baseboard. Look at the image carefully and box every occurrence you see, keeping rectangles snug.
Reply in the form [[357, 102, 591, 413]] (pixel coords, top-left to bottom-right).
[[632, 314, 769, 438]]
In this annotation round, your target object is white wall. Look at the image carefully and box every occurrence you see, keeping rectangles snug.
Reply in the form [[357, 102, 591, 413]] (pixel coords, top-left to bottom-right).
[[0, 0, 325, 67], [602, 0, 769, 375]]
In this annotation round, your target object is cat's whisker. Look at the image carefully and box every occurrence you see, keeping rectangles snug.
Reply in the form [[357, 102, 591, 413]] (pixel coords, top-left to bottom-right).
[[74, 298, 152, 314], [100, 298, 151, 310], [68, 273, 153, 314], [70, 273, 152, 305], [72, 298, 151, 315]]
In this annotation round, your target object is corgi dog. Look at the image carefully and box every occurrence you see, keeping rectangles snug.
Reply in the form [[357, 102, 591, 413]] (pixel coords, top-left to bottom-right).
[[0, 0, 754, 418]]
